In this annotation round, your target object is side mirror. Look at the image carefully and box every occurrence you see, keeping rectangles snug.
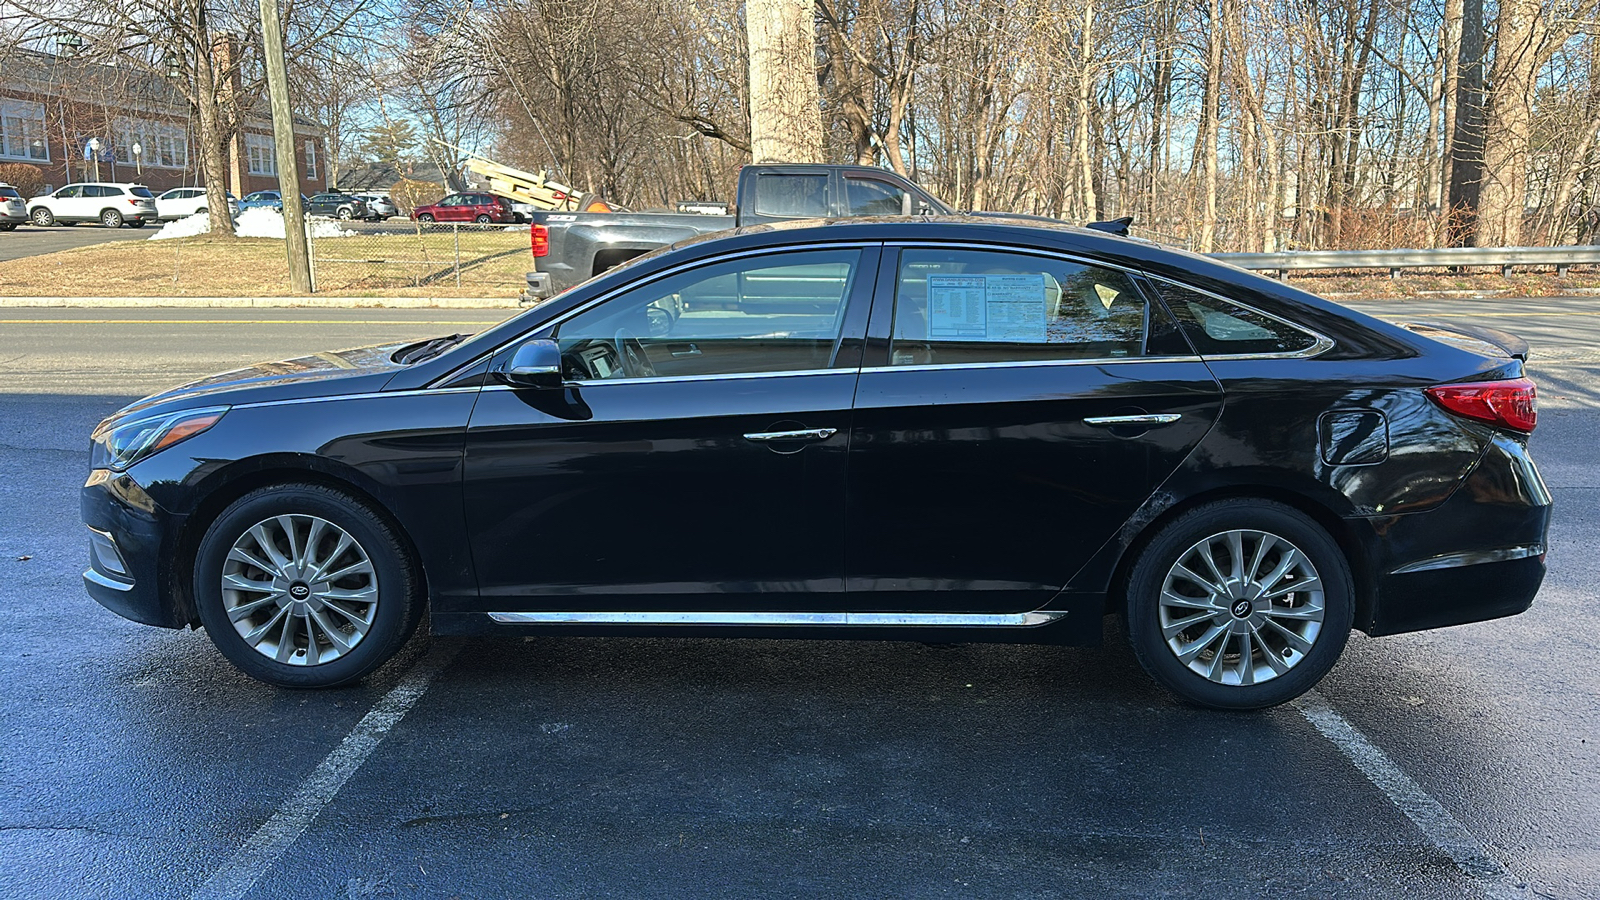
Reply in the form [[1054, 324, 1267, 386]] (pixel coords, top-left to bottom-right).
[[499, 339, 563, 389]]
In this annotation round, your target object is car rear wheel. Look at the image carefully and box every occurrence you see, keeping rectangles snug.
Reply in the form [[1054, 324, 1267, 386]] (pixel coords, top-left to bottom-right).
[[101, 209, 124, 228], [0, 223, 14, 231], [1124, 499, 1353, 710], [474, 214, 492, 223], [337, 208, 353, 220], [30, 208, 54, 226], [129, 219, 146, 229], [194, 484, 424, 687]]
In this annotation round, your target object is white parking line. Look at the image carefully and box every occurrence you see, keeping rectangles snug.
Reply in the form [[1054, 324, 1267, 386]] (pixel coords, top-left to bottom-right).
[[1294, 691, 1528, 899], [191, 642, 462, 900]]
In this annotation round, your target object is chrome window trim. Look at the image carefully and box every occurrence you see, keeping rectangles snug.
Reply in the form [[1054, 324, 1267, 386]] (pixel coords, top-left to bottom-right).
[[860, 354, 1204, 375], [1389, 544, 1544, 575], [888, 240, 1147, 277], [487, 610, 1066, 627], [1145, 275, 1336, 360], [484, 367, 851, 391]]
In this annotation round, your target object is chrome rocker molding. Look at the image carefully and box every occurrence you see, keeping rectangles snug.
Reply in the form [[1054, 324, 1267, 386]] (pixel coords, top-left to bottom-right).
[[486, 610, 1067, 627], [83, 569, 135, 592], [1389, 544, 1545, 575]]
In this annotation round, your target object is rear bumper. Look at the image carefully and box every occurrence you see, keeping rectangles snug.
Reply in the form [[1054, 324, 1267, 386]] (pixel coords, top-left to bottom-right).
[[1360, 433, 1551, 636]]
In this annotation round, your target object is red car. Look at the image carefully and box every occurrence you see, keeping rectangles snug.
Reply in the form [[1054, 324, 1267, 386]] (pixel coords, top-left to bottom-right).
[[411, 192, 516, 224]]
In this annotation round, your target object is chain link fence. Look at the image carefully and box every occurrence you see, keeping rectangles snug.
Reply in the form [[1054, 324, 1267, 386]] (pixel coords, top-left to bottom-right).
[[307, 221, 532, 293]]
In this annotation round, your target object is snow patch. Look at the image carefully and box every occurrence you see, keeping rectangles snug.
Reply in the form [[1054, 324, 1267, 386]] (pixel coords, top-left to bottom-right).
[[147, 207, 356, 241], [147, 212, 212, 240]]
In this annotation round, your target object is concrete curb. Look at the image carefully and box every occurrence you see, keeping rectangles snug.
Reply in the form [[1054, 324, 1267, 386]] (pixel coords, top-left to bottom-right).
[[0, 295, 526, 309]]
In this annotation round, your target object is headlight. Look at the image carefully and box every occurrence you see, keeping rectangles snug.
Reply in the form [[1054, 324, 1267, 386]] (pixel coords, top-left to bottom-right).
[[91, 406, 228, 471]]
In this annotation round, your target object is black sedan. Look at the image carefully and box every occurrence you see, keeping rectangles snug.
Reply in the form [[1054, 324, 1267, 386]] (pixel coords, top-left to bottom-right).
[[304, 192, 370, 220], [80, 218, 1550, 709]]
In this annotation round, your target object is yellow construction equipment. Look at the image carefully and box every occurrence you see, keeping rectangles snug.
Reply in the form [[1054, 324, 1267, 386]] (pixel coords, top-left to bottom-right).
[[437, 140, 614, 212]]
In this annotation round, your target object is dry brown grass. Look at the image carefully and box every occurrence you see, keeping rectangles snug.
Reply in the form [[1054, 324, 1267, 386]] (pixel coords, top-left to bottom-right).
[[0, 232, 531, 298], [1278, 268, 1600, 300]]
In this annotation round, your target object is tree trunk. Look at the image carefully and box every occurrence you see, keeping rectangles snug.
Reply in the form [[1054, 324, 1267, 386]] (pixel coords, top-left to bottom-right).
[[746, 0, 823, 163], [1447, 0, 1486, 245], [1477, 0, 1544, 247], [1198, 0, 1221, 252]]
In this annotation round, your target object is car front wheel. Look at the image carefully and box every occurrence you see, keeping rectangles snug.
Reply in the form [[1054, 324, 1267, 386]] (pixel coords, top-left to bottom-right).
[[30, 208, 54, 226], [193, 484, 424, 687], [1124, 498, 1353, 710], [417, 213, 435, 222]]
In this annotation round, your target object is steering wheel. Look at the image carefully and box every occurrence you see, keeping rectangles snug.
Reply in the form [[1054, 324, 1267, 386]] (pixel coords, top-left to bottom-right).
[[613, 328, 657, 378]]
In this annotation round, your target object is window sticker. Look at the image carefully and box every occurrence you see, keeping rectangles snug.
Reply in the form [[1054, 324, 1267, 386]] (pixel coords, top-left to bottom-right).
[[1093, 283, 1119, 309], [927, 274, 1048, 342]]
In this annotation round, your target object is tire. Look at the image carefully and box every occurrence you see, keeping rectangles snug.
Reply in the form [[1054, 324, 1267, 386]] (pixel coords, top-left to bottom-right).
[[101, 209, 124, 228], [129, 219, 146, 229], [417, 213, 435, 223], [193, 484, 424, 688], [30, 207, 54, 227], [337, 207, 353, 220], [474, 214, 492, 224], [0, 223, 15, 231], [1124, 499, 1353, 710]]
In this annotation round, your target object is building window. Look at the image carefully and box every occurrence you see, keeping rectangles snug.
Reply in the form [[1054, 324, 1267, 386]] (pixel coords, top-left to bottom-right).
[[245, 133, 276, 175], [0, 100, 49, 162], [305, 139, 317, 179], [114, 117, 188, 169]]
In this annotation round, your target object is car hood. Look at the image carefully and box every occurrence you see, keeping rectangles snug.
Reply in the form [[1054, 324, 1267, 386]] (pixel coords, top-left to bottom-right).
[[112, 342, 412, 421]]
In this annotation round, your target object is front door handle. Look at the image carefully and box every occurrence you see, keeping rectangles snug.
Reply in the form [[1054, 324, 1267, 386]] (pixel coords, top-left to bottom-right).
[[1083, 414, 1182, 427], [744, 428, 837, 442]]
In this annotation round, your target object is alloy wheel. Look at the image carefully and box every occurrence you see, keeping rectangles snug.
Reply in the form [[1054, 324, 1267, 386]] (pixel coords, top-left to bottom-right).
[[220, 514, 379, 666], [1157, 529, 1325, 686]]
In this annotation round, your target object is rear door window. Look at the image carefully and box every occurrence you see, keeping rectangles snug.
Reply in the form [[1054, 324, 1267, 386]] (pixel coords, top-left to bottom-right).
[[888, 248, 1171, 365], [844, 177, 906, 216]]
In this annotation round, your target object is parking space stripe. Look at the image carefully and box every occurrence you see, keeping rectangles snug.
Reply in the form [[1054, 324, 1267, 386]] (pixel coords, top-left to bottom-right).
[[191, 642, 462, 900], [1294, 691, 1527, 899]]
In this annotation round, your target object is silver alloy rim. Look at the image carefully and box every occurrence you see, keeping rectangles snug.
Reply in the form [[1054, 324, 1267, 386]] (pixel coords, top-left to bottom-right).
[[1158, 529, 1325, 686], [220, 514, 379, 666]]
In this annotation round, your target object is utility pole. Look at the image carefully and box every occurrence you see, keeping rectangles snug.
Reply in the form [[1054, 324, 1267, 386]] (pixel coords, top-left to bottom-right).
[[258, 0, 313, 292]]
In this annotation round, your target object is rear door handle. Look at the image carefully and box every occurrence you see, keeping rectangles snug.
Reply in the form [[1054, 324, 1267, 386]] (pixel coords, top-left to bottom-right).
[[744, 428, 837, 442], [1083, 414, 1182, 427]]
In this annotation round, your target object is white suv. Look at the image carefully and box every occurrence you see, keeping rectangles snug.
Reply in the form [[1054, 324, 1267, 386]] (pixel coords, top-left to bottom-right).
[[155, 187, 241, 221], [0, 183, 25, 230], [28, 182, 159, 228]]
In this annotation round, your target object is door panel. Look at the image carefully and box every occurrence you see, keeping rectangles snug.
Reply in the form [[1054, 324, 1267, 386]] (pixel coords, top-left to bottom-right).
[[845, 246, 1223, 612], [847, 361, 1222, 612], [460, 245, 877, 615]]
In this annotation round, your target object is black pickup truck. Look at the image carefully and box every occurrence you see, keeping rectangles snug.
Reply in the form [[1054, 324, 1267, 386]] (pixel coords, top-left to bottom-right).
[[526, 164, 951, 298]]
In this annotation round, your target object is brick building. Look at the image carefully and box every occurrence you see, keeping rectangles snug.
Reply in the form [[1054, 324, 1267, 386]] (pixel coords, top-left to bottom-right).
[[0, 48, 325, 197]]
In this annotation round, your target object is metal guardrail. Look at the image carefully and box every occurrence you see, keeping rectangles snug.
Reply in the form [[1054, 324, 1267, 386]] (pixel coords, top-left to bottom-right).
[[1213, 246, 1600, 279]]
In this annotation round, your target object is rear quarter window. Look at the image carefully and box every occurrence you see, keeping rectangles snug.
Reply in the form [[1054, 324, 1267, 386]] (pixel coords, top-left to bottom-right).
[[1153, 280, 1323, 357]]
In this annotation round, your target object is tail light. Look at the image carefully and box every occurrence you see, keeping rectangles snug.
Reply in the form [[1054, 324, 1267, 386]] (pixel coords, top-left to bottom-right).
[[1425, 378, 1537, 432], [530, 224, 549, 257]]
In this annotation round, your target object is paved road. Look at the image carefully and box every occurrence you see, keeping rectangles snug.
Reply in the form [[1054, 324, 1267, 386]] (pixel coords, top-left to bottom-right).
[[0, 224, 148, 263], [0, 299, 1595, 898]]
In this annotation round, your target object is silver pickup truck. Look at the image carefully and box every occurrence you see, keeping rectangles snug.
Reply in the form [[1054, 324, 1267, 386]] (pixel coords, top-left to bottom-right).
[[525, 164, 950, 299]]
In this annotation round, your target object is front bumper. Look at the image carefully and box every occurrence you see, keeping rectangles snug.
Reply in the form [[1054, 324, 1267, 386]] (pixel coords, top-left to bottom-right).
[[80, 469, 188, 628]]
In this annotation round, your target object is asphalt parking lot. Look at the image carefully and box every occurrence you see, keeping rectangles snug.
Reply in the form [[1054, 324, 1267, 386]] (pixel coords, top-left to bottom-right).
[[0, 223, 148, 262], [0, 299, 1596, 898]]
